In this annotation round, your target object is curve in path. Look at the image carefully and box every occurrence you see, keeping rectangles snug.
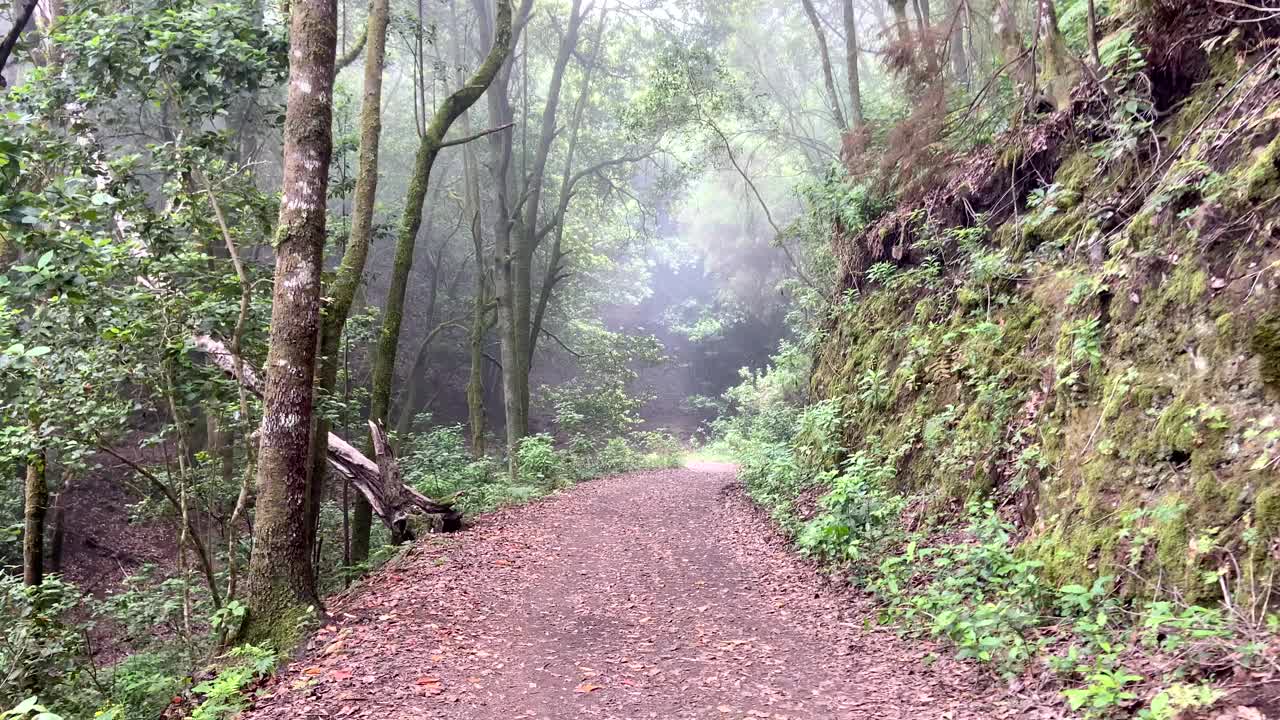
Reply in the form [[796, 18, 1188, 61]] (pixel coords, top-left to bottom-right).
[[245, 464, 1016, 720]]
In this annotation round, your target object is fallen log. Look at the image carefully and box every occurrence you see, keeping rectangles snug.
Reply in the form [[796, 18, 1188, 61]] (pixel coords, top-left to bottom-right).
[[192, 334, 462, 539]]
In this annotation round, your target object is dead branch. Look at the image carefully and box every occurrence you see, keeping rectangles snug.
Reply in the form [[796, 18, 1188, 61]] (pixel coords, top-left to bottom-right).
[[192, 334, 461, 540]]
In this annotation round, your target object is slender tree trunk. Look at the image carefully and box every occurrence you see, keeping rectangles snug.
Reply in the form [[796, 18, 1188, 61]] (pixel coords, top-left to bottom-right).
[[456, 16, 491, 459], [241, 0, 338, 642], [799, 0, 847, 132], [22, 426, 46, 587], [507, 0, 585, 452], [479, 0, 531, 477], [48, 479, 67, 574], [841, 0, 864, 131], [995, 0, 1033, 88], [888, 0, 911, 44], [528, 9, 607, 357], [313, 0, 390, 565], [948, 0, 969, 84], [364, 0, 513, 493]]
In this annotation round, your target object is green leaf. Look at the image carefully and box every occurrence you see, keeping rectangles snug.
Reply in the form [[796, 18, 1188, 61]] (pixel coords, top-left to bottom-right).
[[25, 346, 51, 358], [90, 192, 118, 206], [36, 250, 53, 270]]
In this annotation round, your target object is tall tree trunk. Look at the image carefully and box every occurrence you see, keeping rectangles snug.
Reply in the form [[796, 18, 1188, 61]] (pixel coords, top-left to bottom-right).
[[995, 0, 1033, 89], [528, 8, 607, 358], [364, 0, 513, 514], [1037, 0, 1074, 109], [948, 0, 970, 85], [456, 17, 490, 459], [511, 0, 586, 440], [313, 0, 391, 566], [22, 425, 46, 587], [841, 0, 864, 131], [888, 0, 911, 45], [241, 0, 337, 642], [480, 0, 533, 478], [799, 0, 847, 132]]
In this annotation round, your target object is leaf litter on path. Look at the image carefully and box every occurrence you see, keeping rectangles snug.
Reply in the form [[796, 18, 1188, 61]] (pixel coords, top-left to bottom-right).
[[244, 467, 1031, 719]]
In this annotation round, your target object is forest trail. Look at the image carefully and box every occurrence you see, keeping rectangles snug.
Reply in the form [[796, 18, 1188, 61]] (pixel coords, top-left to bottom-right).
[[244, 464, 1020, 720]]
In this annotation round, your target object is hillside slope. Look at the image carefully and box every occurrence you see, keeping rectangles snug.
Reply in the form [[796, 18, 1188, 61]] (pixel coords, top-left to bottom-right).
[[811, 2, 1280, 605]]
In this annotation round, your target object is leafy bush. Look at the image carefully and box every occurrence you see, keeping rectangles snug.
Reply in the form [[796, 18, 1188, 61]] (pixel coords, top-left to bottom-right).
[[797, 451, 904, 570], [515, 434, 561, 486], [0, 576, 90, 709]]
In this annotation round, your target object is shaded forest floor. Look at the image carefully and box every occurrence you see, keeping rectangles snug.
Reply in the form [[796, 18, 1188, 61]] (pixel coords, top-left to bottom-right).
[[241, 462, 1054, 720]]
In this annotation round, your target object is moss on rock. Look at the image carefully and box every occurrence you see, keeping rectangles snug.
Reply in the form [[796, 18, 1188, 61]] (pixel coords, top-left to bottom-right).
[[1250, 310, 1280, 391]]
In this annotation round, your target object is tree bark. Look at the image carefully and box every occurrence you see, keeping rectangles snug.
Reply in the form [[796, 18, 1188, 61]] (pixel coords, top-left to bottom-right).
[[888, 0, 911, 45], [241, 0, 337, 642], [799, 0, 847, 132], [196, 335, 461, 534], [312, 0, 391, 565], [528, 8, 607, 359], [1037, 0, 1074, 109], [477, 0, 533, 478], [947, 0, 970, 85], [22, 427, 46, 587], [0, 0, 39, 88], [363, 0, 513, 518], [841, 0, 864, 131], [508, 0, 586, 443], [995, 0, 1033, 89]]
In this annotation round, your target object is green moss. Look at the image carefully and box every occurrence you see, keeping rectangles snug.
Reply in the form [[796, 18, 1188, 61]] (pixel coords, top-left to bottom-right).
[[1000, 143, 1025, 171], [1244, 135, 1280, 202], [1250, 310, 1280, 390], [1021, 206, 1092, 251], [1153, 397, 1199, 459], [1124, 210, 1157, 251], [1030, 516, 1121, 588], [1255, 487, 1280, 547], [1153, 501, 1191, 584], [1054, 151, 1101, 197]]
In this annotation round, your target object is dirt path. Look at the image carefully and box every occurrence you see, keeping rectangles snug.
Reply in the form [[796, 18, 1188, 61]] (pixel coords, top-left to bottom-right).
[[245, 464, 1023, 719]]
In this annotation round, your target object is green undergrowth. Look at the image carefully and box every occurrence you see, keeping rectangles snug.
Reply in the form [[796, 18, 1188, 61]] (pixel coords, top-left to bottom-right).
[[0, 570, 283, 720], [715, 27, 1280, 720], [401, 425, 684, 516], [726, 400, 1276, 719]]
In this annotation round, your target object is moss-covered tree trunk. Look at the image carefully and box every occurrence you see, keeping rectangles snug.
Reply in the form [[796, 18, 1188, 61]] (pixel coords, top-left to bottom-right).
[[22, 430, 46, 587], [311, 0, 391, 565], [456, 21, 490, 459], [359, 0, 514, 548], [241, 0, 337, 643]]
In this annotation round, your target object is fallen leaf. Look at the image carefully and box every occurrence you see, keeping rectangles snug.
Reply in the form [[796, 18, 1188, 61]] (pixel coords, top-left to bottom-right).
[[574, 682, 603, 693]]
